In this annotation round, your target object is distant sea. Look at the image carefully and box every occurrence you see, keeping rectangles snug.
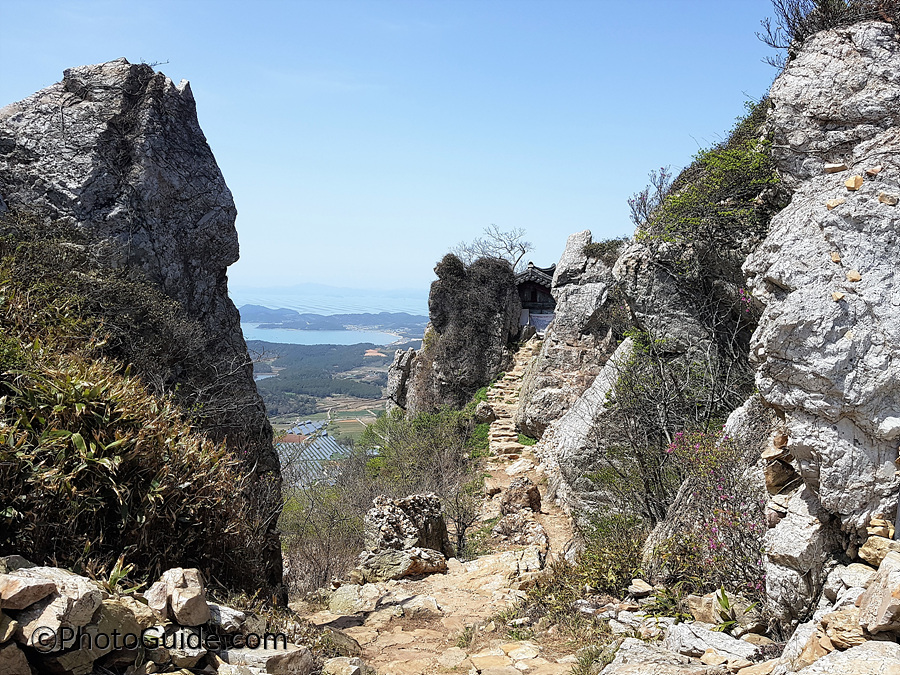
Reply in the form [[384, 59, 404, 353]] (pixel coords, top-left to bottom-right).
[[231, 283, 427, 346], [241, 324, 398, 346], [229, 283, 428, 316]]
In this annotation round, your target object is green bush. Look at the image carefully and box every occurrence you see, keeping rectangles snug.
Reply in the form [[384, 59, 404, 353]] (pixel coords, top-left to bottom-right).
[[637, 98, 778, 254], [650, 430, 767, 601], [493, 511, 646, 648], [582, 238, 627, 266], [0, 212, 277, 595]]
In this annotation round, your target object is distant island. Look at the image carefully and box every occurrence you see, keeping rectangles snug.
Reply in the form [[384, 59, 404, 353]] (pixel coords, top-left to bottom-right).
[[239, 305, 428, 338]]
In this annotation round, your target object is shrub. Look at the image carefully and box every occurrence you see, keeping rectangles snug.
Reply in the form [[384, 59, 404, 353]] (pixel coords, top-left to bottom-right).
[[585, 326, 751, 524], [650, 430, 767, 601], [281, 404, 487, 593], [0, 351, 255, 585], [493, 511, 645, 648], [582, 237, 628, 267], [636, 99, 779, 259], [0, 212, 278, 595]]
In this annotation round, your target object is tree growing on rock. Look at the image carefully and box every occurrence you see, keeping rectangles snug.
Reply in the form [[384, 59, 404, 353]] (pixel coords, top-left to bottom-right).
[[452, 224, 534, 273]]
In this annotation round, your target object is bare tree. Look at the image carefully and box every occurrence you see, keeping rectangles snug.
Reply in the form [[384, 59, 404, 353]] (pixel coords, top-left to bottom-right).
[[628, 166, 674, 230], [452, 224, 534, 272]]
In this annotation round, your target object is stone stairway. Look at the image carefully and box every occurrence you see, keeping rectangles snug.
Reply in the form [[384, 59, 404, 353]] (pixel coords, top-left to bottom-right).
[[486, 339, 541, 457]]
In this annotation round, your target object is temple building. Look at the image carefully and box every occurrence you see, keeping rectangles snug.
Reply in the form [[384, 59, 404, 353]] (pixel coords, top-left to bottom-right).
[[515, 262, 556, 336]]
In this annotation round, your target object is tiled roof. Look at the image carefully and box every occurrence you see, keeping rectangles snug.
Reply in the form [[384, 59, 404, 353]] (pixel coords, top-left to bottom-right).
[[515, 262, 555, 288]]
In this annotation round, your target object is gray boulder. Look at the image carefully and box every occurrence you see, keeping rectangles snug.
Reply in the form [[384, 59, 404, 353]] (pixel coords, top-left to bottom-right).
[[600, 637, 721, 674], [363, 493, 454, 556], [385, 348, 416, 412], [355, 548, 448, 583]]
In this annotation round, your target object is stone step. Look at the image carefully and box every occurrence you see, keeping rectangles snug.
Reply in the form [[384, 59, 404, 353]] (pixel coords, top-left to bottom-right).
[[495, 443, 525, 455]]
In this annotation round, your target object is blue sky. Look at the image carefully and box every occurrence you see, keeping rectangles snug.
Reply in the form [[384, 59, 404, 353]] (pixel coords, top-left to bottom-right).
[[1, 0, 778, 299]]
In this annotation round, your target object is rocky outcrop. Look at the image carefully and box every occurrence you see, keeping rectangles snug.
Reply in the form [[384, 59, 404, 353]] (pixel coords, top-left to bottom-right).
[[533, 337, 634, 511], [385, 348, 415, 411], [516, 231, 623, 437], [346, 494, 455, 585], [0, 556, 316, 675], [391, 254, 521, 412], [362, 494, 454, 557], [744, 21, 900, 624], [0, 59, 282, 594]]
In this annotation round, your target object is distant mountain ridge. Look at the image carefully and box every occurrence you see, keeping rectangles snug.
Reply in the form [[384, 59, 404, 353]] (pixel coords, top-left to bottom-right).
[[239, 305, 429, 333]]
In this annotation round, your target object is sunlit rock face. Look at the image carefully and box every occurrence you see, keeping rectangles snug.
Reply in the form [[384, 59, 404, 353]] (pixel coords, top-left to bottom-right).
[[745, 21, 900, 622]]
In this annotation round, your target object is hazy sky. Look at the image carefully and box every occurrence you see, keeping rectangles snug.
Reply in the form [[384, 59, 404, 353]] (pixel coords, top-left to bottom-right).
[[1, 0, 778, 295]]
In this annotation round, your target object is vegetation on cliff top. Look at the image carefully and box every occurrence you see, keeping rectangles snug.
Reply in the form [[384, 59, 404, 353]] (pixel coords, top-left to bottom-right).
[[0, 211, 274, 594]]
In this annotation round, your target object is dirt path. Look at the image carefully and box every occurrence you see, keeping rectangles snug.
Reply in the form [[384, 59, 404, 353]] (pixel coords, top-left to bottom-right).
[[304, 339, 577, 675]]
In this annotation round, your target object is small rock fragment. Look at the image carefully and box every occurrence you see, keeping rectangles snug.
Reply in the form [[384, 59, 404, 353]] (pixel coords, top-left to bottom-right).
[[627, 578, 654, 597], [878, 192, 899, 205], [859, 535, 900, 567], [830, 251, 841, 263], [845, 175, 864, 191], [824, 163, 849, 174], [826, 198, 845, 210], [0, 574, 56, 609], [866, 165, 884, 176], [846, 269, 862, 282], [700, 649, 727, 666], [832, 292, 845, 302]]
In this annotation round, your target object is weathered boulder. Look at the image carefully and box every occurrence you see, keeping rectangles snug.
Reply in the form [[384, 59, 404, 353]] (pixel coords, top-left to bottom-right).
[[474, 401, 498, 424], [662, 623, 758, 662], [516, 231, 622, 437], [11, 567, 103, 648], [168, 627, 206, 668], [323, 656, 375, 675], [153, 567, 211, 626], [0, 643, 30, 675], [385, 348, 416, 412], [858, 535, 900, 567], [219, 644, 315, 674], [328, 584, 384, 615], [354, 547, 448, 583], [208, 602, 247, 633], [499, 477, 542, 514], [627, 579, 654, 598], [745, 21, 900, 623], [0, 573, 56, 609], [858, 550, 900, 634], [0, 58, 282, 594], [838, 562, 877, 590], [363, 494, 454, 556], [601, 637, 721, 674], [0, 612, 17, 643], [532, 337, 634, 510], [491, 513, 549, 552], [793, 640, 900, 674], [763, 488, 836, 623], [820, 607, 866, 649]]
